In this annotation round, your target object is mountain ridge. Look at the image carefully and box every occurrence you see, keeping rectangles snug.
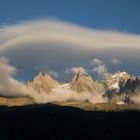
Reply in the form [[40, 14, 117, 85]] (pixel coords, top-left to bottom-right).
[[26, 71, 140, 104]]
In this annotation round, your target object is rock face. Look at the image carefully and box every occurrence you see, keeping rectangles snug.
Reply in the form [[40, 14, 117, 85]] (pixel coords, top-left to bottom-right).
[[26, 71, 140, 104], [104, 71, 140, 103], [69, 71, 104, 93], [27, 72, 60, 94]]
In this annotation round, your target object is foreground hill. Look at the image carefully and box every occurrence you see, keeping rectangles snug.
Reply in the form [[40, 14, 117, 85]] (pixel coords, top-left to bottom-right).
[[55, 101, 140, 111], [0, 103, 140, 140], [0, 97, 35, 106], [0, 96, 140, 111]]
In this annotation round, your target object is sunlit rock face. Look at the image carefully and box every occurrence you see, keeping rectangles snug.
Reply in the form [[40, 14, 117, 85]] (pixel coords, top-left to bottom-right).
[[27, 72, 60, 94], [25, 70, 140, 105], [104, 71, 140, 103], [69, 71, 104, 94]]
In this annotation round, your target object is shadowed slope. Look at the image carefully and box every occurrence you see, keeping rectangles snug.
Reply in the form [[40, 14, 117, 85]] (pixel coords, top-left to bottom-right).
[[0, 103, 140, 140]]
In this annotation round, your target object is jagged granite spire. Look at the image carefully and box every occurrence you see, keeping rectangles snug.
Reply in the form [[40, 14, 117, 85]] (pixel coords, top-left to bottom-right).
[[27, 72, 60, 94], [70, 71, 104, 93]]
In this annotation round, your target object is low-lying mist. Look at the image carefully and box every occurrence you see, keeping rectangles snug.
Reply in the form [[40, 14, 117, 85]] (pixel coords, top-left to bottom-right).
[[0, 57, 108, 104], [0, 57, 140, 105], [33, 87, 108, 104]]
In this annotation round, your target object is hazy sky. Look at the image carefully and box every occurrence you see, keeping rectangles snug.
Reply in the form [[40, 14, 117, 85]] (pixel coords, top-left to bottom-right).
[[0, 0, 140, 82]]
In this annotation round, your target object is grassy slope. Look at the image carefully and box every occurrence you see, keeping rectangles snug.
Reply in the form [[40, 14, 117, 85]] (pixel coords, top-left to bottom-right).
[[54, 101, 140, 111], [0, 97, 35, 106], [0, 97, 140, 112]]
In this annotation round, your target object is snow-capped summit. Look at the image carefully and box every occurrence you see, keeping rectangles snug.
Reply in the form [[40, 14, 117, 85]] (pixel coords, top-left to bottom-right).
[[105, 71, 139, 92], [105, 71, 131, 92], [104, 71, 140, 103]]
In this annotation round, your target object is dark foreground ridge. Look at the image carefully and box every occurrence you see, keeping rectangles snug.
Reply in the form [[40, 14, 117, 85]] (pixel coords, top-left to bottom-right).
[[0, 104, 140, 140]]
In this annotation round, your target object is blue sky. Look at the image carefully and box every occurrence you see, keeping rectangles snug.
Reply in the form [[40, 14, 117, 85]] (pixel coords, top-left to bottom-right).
[[0, 0, 140, 34]]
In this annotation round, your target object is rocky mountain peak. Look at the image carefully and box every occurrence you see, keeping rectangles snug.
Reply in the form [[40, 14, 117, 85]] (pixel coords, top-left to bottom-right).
[[33, 72, 43, 81], [26, 70, 140, 104], [27, 72, 60, 94], [104, 71, 140, 103], [70, 71, 104, 93], [105, 71, 138, 91], [72, 71, 91, 82]]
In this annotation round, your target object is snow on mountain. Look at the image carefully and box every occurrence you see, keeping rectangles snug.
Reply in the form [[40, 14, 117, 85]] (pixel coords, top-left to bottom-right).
[[26, 70, 140, 104], [105, 71, 130, 92], [104, 71, 140, 103]]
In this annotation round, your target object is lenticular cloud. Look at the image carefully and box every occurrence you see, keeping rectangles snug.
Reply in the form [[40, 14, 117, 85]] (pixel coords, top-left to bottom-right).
[[1, 19, 140, 53], [0, 19, 140, 73]]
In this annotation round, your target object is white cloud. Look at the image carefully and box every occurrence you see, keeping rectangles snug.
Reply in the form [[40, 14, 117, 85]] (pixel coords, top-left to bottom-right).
[[93, 65, 111, 79], [71, 67, 88, 75], [33, 86, 108, 104], [0, 57, 32, 97], [1, 19, 140, 53], [110, 58, 121, 65], [91, 58, 102, 65], [64, 67, 87, 75], [0, 18, 140, 82], [92, 58, 111, 79]]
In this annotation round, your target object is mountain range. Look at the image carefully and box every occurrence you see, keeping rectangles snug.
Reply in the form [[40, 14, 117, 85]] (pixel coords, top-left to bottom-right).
[[27, 71, 140, 104]]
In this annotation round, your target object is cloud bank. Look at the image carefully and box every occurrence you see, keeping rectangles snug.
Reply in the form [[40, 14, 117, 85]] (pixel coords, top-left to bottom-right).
[[0, 57, 32, 97], [1, 19, 140, 52], [0, 18, 140, 82], [34, 87, 108, 104]]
